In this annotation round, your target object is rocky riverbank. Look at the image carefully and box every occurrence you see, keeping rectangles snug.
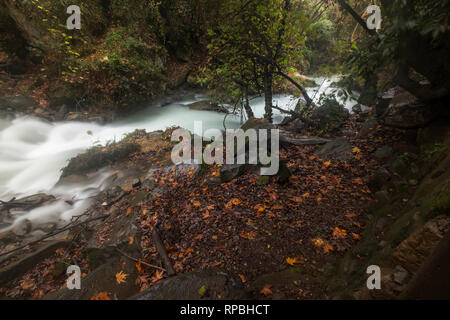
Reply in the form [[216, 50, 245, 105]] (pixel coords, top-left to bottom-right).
[[0, 85, 449, 300]]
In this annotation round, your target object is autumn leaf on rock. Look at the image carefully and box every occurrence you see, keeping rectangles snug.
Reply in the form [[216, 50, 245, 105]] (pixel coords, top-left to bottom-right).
[[260, 284, 273, 296], [151, 270, 164, 283], [136, 260, 142, 273], [115, 271, 128, 284], [91, 292, 112, 300]]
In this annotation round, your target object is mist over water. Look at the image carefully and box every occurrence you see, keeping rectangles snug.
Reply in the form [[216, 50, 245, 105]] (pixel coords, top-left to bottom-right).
[[0, 77, 357, 229]]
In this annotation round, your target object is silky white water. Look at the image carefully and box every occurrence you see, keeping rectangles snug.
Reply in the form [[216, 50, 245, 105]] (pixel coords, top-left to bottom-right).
[[0, 77, 357, 230]]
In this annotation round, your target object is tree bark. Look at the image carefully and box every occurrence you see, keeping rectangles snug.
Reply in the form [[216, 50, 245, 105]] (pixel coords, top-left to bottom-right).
[[276, 70, 315, 107], [2, 0, 47, 52], [243, 87, 255, 119], [334, 0, 376, 36], [264, 68, 273, 122]]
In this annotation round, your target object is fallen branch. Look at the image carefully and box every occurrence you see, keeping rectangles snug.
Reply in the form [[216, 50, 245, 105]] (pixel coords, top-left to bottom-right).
[[152, 223, 176, 276], [272, 105, 314, 127], [115, 248, 166, 273]]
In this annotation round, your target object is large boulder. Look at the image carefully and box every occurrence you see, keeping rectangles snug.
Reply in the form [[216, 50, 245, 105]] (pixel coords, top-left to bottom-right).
[[393, 215, 450, 273], [315, 138, 353, 161], [375, 86, 434, 128], [131, 269, 246, 300], [310, 98, 349, 132], [0, 94, 36, 111]]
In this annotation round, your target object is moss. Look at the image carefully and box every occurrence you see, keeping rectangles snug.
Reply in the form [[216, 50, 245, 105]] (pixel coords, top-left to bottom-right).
[[61, 141, 140, 177]]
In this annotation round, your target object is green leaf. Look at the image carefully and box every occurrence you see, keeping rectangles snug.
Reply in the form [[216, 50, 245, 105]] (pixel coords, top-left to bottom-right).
[[198, 285, 207, 296]]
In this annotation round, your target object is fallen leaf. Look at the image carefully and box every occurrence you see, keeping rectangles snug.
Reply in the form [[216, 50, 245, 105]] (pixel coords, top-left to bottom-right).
[[90, 292, 112, 300], [115, 271, 128, 284], [260, 284, 273, 296], [239, 274, 247, 283], [286, 257, 305, 266], [332, 227, 347, 239], [151, 270, 164, 283]]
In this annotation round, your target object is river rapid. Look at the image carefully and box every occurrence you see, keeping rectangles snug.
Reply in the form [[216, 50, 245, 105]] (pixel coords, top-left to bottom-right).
[[0, 77, 357, 231]]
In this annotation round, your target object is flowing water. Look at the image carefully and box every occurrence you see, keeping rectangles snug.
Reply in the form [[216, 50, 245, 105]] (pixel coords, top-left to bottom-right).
[[0, 77, 358, 231]]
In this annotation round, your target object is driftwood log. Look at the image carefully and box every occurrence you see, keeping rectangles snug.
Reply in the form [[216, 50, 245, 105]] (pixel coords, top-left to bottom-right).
[[152, 223, 176, 276]]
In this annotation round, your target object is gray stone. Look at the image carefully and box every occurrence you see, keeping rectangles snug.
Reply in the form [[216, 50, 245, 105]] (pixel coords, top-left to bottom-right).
[[0, 240, 69, 286], [65, 112, 83, 121], [12, 219, 32, 236], [374, 145, 393, 159], [316, 138, 353, 161], [220, 164, 249, 183], [132, 178, 141, 188], [358, 118, 379, 138], [0, 94, 36, 111], [131, 270, 246, 300], [364, 167, 391, 192], [391, 157, 409, 177], [392, 265, 409, 285]]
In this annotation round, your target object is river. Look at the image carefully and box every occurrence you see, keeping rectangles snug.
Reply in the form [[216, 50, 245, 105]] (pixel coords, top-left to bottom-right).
[[0, 77, 358, 231]]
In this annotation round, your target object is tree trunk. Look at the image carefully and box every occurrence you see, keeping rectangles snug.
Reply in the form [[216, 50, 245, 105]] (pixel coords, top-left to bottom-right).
[[243, 87, 255, 119], [2, 0, 47, 52], [264, 68, 273, 122]]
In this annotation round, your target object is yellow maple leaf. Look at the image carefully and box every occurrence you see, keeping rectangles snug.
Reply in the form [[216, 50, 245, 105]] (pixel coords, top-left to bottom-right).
[[324, 161, 332, 167], [115, 271, 128, 284], [353, 147, 361, 154], [286, 257, 305, 266]]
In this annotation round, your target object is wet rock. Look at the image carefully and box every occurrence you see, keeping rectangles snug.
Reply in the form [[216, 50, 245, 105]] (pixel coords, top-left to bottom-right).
[[358, 117, 379, 138], [276, 160, 291, 184], [0, 94, 36, 111], [131, 270, 246, 300], [391, 157, 409, 177], [0, 240, 69, 286], [12, 219, 32, 236], [310, 100, 350, 132], [44, 256, 140, 300], [65, 112, 83, 121], [393, 215, 450, 273], [55, 104, 68, 121], [220, 164, 249, 183], [188, 100, 228, 113], [392, 265, 409, 285], [87, 116, 105, 124], [375, 86, 435, 128], [256, 175, 270, 185], [132, 178, 141, 188], [364, 167, 391, 192], [352, 104, 362, 114], [374, 191, 390, 204], [315, 138, 353, 161], [374, 145, 393, 159]]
